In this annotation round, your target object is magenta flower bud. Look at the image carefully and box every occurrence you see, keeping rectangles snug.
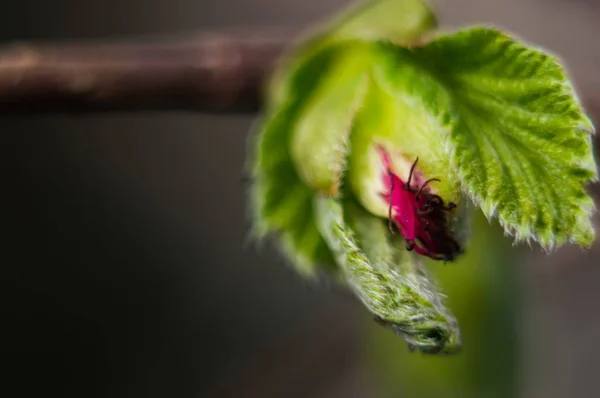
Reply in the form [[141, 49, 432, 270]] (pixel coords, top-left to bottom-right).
[[377, 146, 463, 261]]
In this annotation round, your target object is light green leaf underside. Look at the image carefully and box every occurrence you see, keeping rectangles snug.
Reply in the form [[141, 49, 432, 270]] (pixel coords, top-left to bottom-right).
[[251, 109, 336, 276], [328, 0, 437, 43], [380, 26, 597, 248], [314, 195, 460, 353], [250, 46, 348, 276], [268, 0, 437, 108], [290, 46, 371, 195]]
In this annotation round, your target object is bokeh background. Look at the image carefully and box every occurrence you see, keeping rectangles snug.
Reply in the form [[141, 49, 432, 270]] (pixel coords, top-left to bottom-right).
[[1, 0, 599, 397]]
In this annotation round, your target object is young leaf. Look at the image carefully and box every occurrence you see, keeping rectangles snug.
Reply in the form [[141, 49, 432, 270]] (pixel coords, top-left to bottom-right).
[[328, 0, 437, 43], [250, 46, 346, 276], [290, 45, 371, 196], [378, 26, 597, 248], [314, 195, 461, 354], [268, 0, 437, 107]]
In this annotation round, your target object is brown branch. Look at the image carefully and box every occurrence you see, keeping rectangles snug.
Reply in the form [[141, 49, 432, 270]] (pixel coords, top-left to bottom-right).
[[1, 30, 599, 126], [0, 33, 289, 114]]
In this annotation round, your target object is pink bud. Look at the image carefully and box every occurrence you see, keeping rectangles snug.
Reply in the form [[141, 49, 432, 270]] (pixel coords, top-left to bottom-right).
[[377, 146, 463, 261]]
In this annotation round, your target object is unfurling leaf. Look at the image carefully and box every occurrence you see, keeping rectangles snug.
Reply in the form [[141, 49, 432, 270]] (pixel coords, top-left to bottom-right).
[[315, 195, 460, 354], [397, 27, 597, 248]]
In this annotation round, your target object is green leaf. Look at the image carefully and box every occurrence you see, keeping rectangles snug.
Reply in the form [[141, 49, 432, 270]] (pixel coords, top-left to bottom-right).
[[328, 0, 437, 43], [250, 46, 346, 276], [376, 26, 597, 248], [290, 45, 371, 195], [314, 194, 461, 353], [366, 210, 522, 397], [268, 0, 437, 107]]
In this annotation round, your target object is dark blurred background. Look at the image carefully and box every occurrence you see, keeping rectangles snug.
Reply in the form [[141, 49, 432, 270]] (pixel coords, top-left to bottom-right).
[[1, 1, 599, 397]]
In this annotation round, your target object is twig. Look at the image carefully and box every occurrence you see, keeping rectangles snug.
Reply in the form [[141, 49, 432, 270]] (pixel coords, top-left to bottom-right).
[[0, 31, 599, 130], [0, 33, 288, 114]]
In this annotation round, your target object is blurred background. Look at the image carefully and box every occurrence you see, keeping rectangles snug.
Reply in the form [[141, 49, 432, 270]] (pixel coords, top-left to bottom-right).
[[1, 0, 599, 397]]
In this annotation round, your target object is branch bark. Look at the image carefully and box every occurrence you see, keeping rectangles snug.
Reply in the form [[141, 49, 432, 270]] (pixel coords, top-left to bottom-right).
[[0, 33, 288, 114], [0, 31, 599, 127]]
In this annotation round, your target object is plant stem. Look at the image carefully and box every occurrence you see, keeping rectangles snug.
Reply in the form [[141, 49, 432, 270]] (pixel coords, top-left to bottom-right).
[[0, 33, 287, 114]]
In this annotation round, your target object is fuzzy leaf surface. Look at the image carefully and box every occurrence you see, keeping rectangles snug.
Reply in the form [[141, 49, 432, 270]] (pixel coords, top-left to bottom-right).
[[380, 27, 597, 248], [314, 195, 461, 353]]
